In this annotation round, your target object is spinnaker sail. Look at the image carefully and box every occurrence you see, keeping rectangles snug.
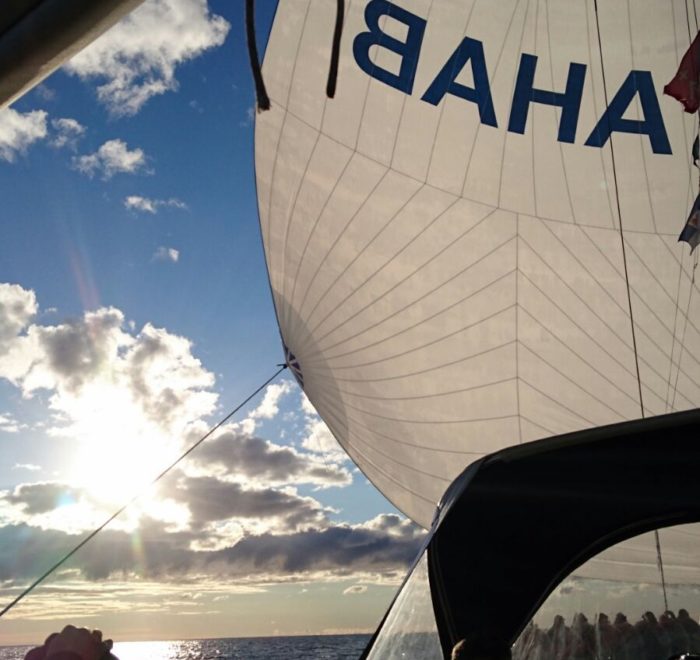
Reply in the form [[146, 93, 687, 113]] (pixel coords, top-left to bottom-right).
[[255, 0, 700, 529]]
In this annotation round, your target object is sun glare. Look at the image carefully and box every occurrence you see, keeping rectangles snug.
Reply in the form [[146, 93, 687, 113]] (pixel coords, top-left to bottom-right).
[[62, 381, 184, 506]]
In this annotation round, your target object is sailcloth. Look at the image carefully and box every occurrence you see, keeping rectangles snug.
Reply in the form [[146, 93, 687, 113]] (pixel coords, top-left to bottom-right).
[[255, 0, 700, 531]]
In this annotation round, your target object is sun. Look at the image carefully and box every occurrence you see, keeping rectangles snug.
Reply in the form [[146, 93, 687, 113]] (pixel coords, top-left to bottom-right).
[[62, 381, 184, 506]]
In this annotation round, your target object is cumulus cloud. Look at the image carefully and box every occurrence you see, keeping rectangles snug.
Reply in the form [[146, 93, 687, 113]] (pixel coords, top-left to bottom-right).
[[298, 391, 346, 462], [0, 284, 417, 592], [50, 118, 85, 150], [0, 513, 424, 584], [153, 246, 179, 262], [163, 475, 329, 531], [208, 522, 424, 578], [302, 419, 346, 462], [74, 139, 148, 179], [4, 482, 86, 515], [0, 108, 48, 162], [124, 195, 187, 214], [191, 429, 352, 488], [0, 283, 37, 352], [65, 0, 230, 116], [0, 284, 218, 500], [250, 382, 292, 420]]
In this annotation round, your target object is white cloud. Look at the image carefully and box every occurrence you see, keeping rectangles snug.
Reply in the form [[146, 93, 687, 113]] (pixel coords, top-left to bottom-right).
[[300, 392, 317, 416], [124, 195, 187, 214], [35, 84, 56, 101], [0, 414, 20, 434], [0, 285, 420, 592], [74, 139, 148, 179], [343, 585, 367, 595], [65, 0, 230, 116], [250, 382, 292, 421], [0, 108, 47, 162], [0, 283, 37, 350], [302, 419, 346, 463], [190, 428, 352, 488], [50, 118, 85, 150], [11, 463, 40, 471], [153, 246, 179, 263], [0, 283, 218, 502]]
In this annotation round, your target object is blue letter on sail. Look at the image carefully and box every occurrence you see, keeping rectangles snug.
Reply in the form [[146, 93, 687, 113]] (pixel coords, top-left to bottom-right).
[[585, 71, 671, 154], [353, 0, 426, 95], [421, 37, 497, 127], [508, 54, 587, 143]]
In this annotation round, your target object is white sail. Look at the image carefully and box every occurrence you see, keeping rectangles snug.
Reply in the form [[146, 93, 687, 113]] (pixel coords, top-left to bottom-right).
[[256, 0, 700, 530]]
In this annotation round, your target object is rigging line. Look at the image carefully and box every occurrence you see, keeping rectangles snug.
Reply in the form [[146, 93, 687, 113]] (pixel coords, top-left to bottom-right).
[[655, 529, 670, 613], [245, 0, 270, 111], [0, 364, 288, 619], [592, 0, 644, 416], [593, 0, 668, 608], [670, 258, 699, 410]]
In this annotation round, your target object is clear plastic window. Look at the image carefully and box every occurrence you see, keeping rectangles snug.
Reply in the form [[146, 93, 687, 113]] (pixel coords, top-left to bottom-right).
[[367, 550, 442, 659], [513, 525, 700, 660]]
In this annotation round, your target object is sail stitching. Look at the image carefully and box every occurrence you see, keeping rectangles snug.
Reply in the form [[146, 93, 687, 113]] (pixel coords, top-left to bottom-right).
[[279, 1, 356, 340], [518, 304, 649, 416], [666, 247, 691, 411], [293, 169, 394, 324], [310, 395, 451, 489], [312, 267, 516, 361], [319, 374, 519, 404], [544, 0, 578, 225], [424, 0, 481, 182], [262, 0, 313, 317], [275, 101, 689, 235], [494, 0, 533, 207], [314, 339, 517, 384], [314, 387, 503, 457], [388, 0, 437, 170], [278, 100, 335, 337], [303, 205, 502, 349], [301, 182, 449, 335], [583, 3, 618, 230], [670, 259, 699, 410], [520, 229, 700, 400], [311, 387, 514, 489], [625, 0, 660, 235], [285, 150, 368, 336], [577, 226, 700, 392], [308, 300, 516, 369]]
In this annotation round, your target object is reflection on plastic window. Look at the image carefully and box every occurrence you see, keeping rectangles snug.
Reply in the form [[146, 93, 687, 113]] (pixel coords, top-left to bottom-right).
[[367, 551, 442, 660], [512, 526, 700, 660]]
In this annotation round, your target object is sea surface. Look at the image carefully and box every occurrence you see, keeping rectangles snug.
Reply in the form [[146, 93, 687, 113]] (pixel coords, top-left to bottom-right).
[[0, 634, 371, 659]]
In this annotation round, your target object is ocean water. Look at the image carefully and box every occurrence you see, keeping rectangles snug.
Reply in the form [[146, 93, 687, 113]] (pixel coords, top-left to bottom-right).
[[0, 634, 371, 659]]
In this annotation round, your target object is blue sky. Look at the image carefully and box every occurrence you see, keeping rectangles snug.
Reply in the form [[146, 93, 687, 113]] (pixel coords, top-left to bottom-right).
[[0, 0, 422, 644]]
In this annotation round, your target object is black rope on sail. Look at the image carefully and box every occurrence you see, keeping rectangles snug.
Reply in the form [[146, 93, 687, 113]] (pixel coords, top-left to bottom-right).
[[0, 364, 288, 618], [246, 0, 270, 111], [326, 0, 345, 98]]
